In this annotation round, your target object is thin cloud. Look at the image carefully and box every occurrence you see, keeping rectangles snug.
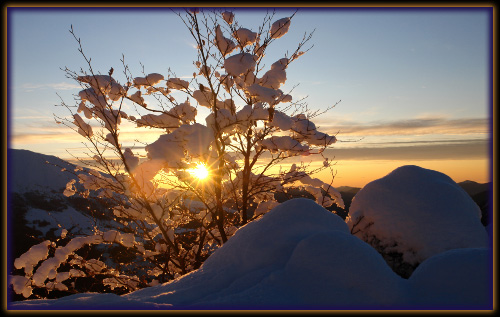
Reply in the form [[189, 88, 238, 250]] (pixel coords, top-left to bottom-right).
[[20, 82, 81, 91], [13, 115, 54, 120], [11, 123, 163, 147], [324, 139, 489, 161], [11, 132, 82, 144], [324, 117, 489, 136], [350, 138, 490, 147]]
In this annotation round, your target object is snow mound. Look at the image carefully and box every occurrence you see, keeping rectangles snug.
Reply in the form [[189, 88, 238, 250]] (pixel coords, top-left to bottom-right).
[[124, 198, 352, 308], [346, 165, 488, 270], [179, 230, 406, 308], [408, 247, 491, 307], [281, 231, 407, 307]]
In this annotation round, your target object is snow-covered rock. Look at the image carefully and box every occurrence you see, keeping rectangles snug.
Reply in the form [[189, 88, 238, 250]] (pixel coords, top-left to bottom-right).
[[346, 165, 489, 276]]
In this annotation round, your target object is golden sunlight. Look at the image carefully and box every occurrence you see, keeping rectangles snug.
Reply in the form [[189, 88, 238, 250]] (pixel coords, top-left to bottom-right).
[[188, 163, 210, 180]]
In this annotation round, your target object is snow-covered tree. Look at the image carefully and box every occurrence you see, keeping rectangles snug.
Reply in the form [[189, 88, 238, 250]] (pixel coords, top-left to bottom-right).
[[10, 9, 344, 299]]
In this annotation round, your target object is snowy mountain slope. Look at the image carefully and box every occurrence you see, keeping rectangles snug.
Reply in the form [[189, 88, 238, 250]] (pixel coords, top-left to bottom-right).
[[8, 149, 80, 194], [8, 149, 117, 255], [23, 206, 107, 237]]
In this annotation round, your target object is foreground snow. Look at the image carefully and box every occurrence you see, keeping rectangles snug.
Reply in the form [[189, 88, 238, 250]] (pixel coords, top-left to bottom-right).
[[11, 200, 491, 309]]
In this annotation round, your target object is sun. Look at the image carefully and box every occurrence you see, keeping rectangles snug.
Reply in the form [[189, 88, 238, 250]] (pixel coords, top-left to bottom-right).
[[188, 163, 210, 180]]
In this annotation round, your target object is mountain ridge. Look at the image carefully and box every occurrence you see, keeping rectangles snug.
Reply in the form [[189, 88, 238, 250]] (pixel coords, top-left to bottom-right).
[[8, 149, 80, 194]]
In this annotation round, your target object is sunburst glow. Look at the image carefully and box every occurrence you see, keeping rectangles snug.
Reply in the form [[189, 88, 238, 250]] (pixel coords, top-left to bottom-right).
[[188, 163, 210, 180]]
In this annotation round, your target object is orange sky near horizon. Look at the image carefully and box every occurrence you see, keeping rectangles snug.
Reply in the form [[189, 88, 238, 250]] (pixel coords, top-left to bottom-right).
[[319, 158, 490, 189]]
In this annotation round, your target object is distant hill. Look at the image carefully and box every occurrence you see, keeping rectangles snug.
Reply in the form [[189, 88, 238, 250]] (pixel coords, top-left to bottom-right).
[[8, 149, 80, 194], [457, 181, 491, 226], [8, 149, 116, 259], [274, 186, 362, 220], [458, 180, 491, 196], [336, 186, 362, 195]]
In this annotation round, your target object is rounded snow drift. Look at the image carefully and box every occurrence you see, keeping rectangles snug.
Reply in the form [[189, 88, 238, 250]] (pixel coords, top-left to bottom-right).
[[283, 231, 407, 307], [408, 247, 491, 307], [346, 165, 488, 272]]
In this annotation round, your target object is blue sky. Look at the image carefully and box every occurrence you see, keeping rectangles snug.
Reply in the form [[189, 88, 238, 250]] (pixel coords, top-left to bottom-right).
[[7, 6, 492, 186]]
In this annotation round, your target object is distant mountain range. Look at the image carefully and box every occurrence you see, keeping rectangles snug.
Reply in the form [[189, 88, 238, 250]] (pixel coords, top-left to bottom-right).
[[335, 180, 490, 197], [457, 180, 491, 197], [8, 148, 490, 198]]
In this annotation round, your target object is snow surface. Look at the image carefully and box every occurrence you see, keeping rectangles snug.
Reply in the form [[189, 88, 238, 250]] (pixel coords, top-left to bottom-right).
[[233, 28, 258, 47], [9, 196, 492, 310], [346, 165, 489, 265], [24, 207, 111, 237], [408, 247, 491, 307], [221, 11, 234, 25], [133, 73, 164, 88]]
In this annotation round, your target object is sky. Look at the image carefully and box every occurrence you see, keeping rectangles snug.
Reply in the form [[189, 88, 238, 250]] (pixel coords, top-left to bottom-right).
[[7, 6, 493, 188]]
